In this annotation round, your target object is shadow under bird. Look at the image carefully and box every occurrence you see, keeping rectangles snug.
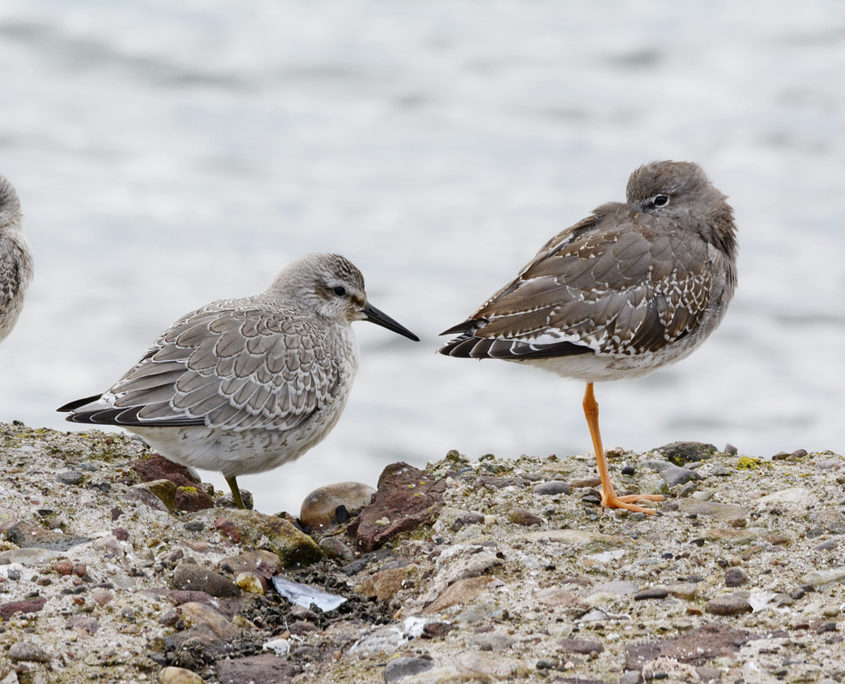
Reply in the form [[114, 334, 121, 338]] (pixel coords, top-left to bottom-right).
[[439, 161, 737, 514], [0, 174, 33, 343], [59, 253, 419, 508]]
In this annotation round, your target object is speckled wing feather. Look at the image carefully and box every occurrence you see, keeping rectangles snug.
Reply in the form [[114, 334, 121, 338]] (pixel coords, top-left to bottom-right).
[[441, 204, 714, 359], [0, 237, 23, 326], [66, 305, 341, 431]]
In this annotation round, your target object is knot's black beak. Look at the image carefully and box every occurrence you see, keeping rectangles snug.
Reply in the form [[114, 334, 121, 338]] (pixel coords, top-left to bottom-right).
[[362, 303, 420, 341]]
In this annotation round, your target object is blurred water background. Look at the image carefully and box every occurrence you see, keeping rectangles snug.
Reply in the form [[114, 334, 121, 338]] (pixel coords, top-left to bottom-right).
[[1, 0, 843, 514]]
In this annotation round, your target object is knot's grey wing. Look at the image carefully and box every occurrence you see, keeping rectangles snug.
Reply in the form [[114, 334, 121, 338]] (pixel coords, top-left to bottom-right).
[[0, 238, 25, 323], [442, 207, 715, 359], [106, 308, 340, 430]]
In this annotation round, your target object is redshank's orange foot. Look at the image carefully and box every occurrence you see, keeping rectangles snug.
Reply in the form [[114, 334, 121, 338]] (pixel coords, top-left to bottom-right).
[[600, 492, 664, 514]]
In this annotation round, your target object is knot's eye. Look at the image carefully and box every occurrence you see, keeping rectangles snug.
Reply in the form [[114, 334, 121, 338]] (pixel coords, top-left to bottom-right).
[[333, 286, 347, 297], [653, 194, 669, 207]]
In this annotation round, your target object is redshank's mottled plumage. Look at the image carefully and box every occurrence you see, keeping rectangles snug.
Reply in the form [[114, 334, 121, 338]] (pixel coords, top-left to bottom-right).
[[0, 174, 33, 343], [440, 161, 737, 514], [59, 253, 419, 508]]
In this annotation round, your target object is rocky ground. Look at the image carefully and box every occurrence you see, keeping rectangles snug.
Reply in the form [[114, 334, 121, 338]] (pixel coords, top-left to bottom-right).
[[0, 421, 843, 684]]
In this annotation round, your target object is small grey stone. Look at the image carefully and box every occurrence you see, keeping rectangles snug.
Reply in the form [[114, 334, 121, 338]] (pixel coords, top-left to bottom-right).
[[723, 443, 738, 455], [812, 539, 838, 552], [725, 568, 746, 587], [705, 593, 752, 616], [619, 670, 641, 684], [57, 470, 83, 485], [620, 465, 636, 475], [645, 460, 698, 487], [319, 537, 355, 562], [384, 656, 433, 683], [7, 568, 20, 581], [634, 587, 669, 600], [533, 481, 571, 496], [8, 640, 51, 663]]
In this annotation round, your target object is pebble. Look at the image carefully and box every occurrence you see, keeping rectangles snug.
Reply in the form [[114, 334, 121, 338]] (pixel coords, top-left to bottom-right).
[[507, 507, 543, 526], [621, 465, 636, 475], [705, 593, 752, 616], [645, 460, 698, 487], [384, 656, 433, 683], [8, 640, 51, 663], [179, 601, 236, 639], [634, 587, 669, 600], [91, 588, 113, 607], [299, 481, 376, 529], [235, 572, 265, 594], [319, 536, 356, 561], [533, 481, 572, 496], [172, 563, 239, 598], [158, 666, 205, 684], [57, 470, 84, 485], [812, 539, 838, 552], [725, 568, 746, 587], [655, 441, 717, 465]]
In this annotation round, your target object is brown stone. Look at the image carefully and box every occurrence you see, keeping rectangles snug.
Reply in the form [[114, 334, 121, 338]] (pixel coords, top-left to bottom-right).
[[299, 482, 376, 529], [355, 566, 409, 602], [215, 516, 242, 543], [353, 462, 447, 552], [219, 550, 282, 579], [0, 596, 47, 619], [216, 653, 296, 683], [625, 622, 753, 671], [180, 601, 236, 639], [705, 593, 752, 616], [424, 576, 493, 614], [132, 453, 200, 487], [507, 507, 543, 526], [171, 563, 240, 598]]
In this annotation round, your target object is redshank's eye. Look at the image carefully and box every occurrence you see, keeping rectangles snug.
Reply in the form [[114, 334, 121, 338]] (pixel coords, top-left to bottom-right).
[[333, 286, 347, 297], [653, 194, 669, 207]]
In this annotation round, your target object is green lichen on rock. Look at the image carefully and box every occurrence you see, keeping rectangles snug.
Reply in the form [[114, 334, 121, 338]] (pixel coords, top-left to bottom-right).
[[224, 508, 323, 567]]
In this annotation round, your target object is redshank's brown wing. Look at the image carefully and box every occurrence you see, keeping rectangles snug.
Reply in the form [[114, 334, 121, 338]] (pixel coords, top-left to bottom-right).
[[439, 202, 714, 360]]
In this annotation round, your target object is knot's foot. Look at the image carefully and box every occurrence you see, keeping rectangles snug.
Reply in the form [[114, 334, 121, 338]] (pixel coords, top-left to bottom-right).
[[601, 492, 664, 515]]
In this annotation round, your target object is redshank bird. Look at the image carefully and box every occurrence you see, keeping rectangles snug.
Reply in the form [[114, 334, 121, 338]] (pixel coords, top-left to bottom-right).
[[0, 174, 33, 343], [439, 161, 737, 514], [59, 253, 419, 508]]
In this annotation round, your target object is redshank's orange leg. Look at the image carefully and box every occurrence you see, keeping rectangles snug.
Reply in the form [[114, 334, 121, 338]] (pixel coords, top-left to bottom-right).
[[582, 383, 663, 514]]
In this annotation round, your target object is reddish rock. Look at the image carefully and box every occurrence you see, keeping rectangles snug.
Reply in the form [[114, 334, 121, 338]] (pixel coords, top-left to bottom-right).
[[132, 454, 200, 487], [216, 653, 296, 683], [175, 486, 215, 512], [353, 462, 447, 552], [215, 516, 242, 543], [625, 622, 753, 671], [0, 596, 47, 619], [112, 527, 130, 541], [53, 560, 73, 575], [69, 615, 99, 634]]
